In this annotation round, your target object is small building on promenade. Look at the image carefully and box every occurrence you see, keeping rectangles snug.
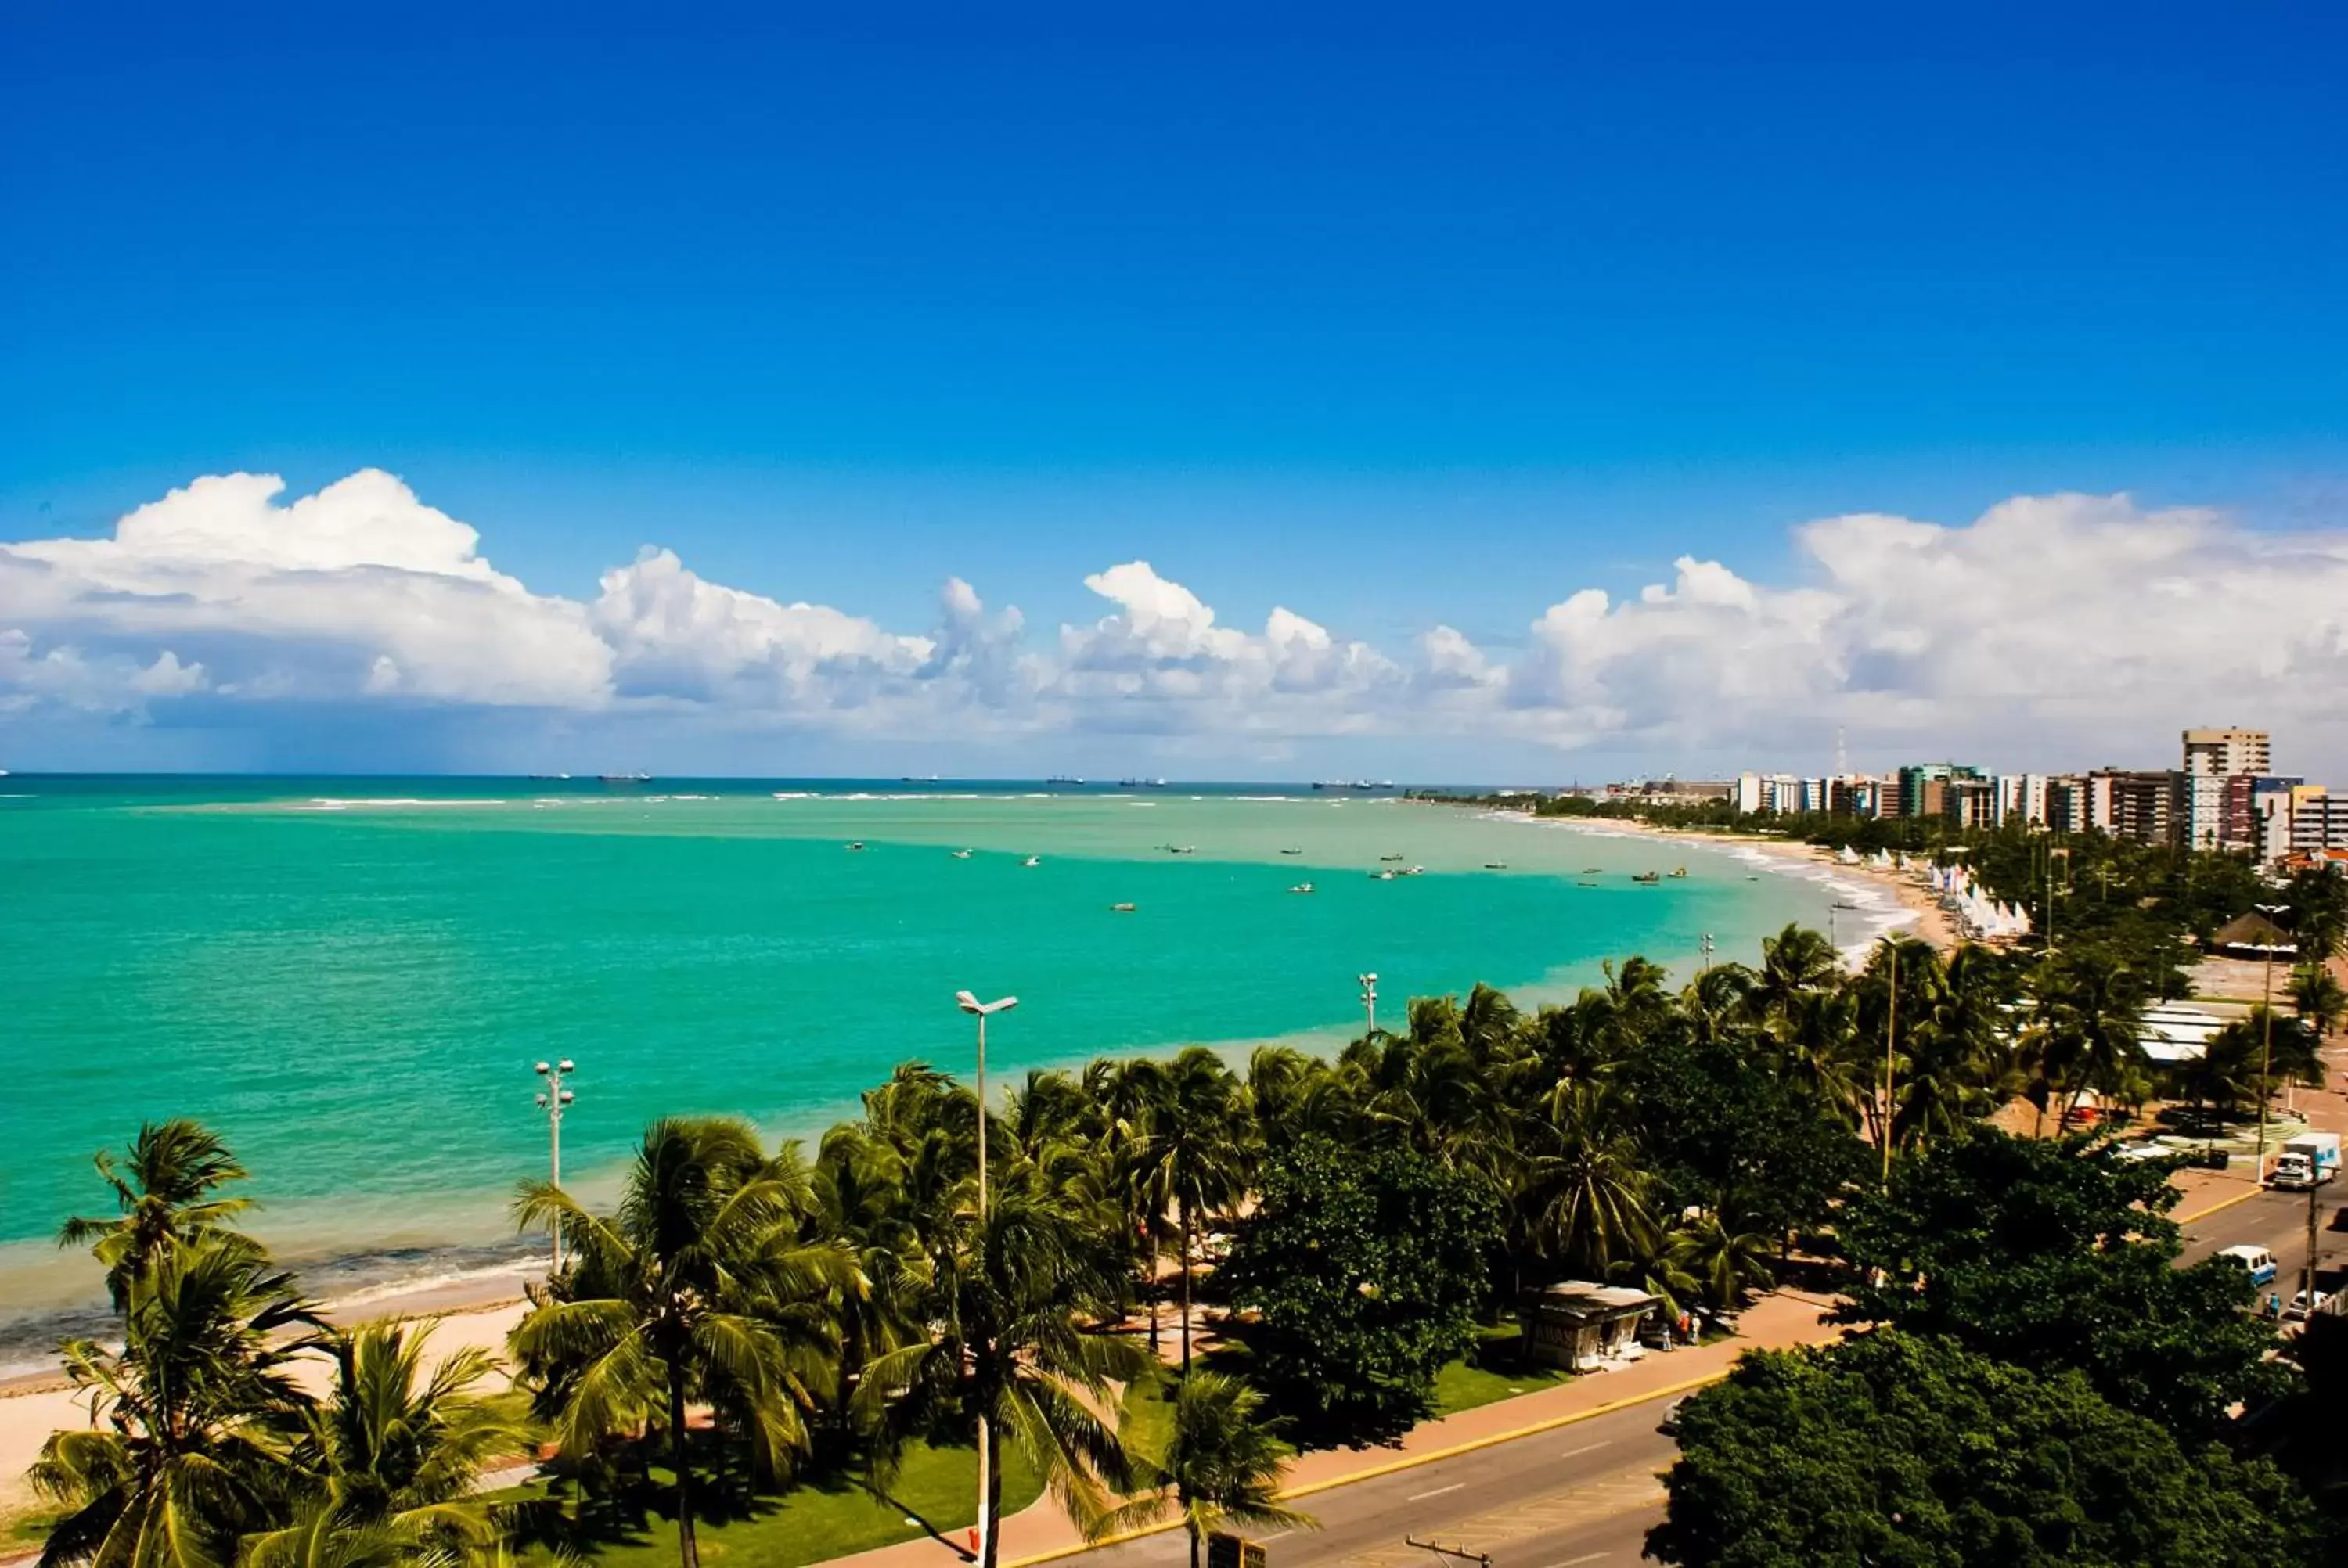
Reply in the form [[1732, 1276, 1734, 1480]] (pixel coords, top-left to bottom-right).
[[1519, 1281, 1660, 1370]]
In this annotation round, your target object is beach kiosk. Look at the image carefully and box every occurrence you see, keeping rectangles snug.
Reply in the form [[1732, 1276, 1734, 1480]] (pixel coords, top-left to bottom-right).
[[1519, 1282, 1660, 1370]]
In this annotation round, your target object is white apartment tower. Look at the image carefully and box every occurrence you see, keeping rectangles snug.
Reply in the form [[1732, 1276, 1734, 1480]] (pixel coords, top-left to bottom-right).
[[2181, 728, 2272, 852], [2181, 728, 2271, 776]]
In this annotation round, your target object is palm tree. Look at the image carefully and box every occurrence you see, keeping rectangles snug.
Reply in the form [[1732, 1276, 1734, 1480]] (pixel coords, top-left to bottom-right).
[[2029, 955, 2148, 1133], [57, 1120, 256, 1311], [2291, 964, 2346, 1043], [1108, 1372, 1314, 1568], [250, 1321, 536, 1568], [857, 1184, 1147, 1568], [1518, 1081, 1656, 1280], [1667, 1212, 1774, 1314], [31, 1235, 320, 1568], [1748, 923, 1840, 1026], [1132, 1049, 1251, 1371], [510, 1118, 852, 1568]]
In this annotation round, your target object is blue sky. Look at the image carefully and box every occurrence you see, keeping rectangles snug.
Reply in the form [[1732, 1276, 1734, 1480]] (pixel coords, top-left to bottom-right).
[[4, 4, 2346, 779]]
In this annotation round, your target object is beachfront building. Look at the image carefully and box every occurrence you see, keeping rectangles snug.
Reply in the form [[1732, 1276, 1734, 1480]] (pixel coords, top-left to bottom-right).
[[2291, 786, 2348, 854], [1896, 762, 1982, 821], [2182, 727, 2271, 777], [2087, 768, 2182, 847], [2181, 728, 2274, 852]]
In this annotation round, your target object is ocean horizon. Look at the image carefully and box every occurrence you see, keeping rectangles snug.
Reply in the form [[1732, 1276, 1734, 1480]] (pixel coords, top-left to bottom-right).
[[0, 774, 1908, 1374]]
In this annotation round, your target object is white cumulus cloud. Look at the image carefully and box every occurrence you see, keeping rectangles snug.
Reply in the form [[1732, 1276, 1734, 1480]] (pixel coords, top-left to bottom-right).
[[3, 474, 2345, 775]]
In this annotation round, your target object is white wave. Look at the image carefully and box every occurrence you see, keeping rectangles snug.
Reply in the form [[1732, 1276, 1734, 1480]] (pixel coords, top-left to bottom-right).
[[304, 797, 506, 809]]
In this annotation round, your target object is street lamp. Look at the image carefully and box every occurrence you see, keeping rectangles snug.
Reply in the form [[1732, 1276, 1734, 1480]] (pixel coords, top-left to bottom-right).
[[2253, 903, 2292, 1181], [1699, 933, 1716, 973], [953, 989, 1016, 1568], [1359, 972, 1379, 1039], [533, 1059, 575, 1273]]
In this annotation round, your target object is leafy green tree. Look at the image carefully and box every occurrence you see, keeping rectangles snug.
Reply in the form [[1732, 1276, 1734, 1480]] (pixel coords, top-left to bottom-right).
[[1109, 1372, 1315, 1568], [1223, 1137, 1502, 1446], [1835, 1127, 2285, 1437], [32, 1236, 321, 1568], [57, 1120, 257, 1311], [1648, 1332, 2330, 1566], [1611, 1031, 1861, 1245], [511, 1118, 848, 1568], [251, 1322, 535, 1568]]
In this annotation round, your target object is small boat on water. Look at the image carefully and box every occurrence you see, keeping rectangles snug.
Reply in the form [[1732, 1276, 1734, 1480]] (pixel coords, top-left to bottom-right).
[[1372, 869, 1396, 880], [1169, 845, 1196, 854], [951, 848, 973, 859], [1631, 871, 1662, 884], [1280, 847, 1304, 855], [1021, 855, 1041, 868], [1577, 879, 1599, 887], [1582, 866, 1604, 874], [1484, 861, 1507, 869], [1111, 901, 1137, 912], [1379, 853, 1405, 861], [846, 841, 866, 851], [1667, 866, 1687, 879], [1288, 881, 1315, 894]]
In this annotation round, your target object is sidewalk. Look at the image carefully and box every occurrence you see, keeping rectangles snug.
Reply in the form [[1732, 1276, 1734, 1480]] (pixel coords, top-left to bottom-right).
[[828, 1290, 1845, 1568]]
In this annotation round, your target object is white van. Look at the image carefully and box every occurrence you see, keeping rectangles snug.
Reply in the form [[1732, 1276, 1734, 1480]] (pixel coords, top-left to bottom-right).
[[2218, 1244, 2278, 1287]]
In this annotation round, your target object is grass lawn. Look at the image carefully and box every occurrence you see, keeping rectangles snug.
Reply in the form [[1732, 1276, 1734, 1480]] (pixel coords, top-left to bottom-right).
[[501, 1438, 1042, 1568], [1431, 1322, 1575, 1416]]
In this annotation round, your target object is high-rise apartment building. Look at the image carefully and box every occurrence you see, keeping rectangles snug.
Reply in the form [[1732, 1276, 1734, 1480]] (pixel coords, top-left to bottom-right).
[[2089, 768, 2181, 847], [2180, 728, 2273, 850], [2181, 728, 2271, 776]]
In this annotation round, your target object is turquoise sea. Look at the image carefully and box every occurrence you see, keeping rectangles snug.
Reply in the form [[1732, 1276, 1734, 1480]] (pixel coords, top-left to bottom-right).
[[0, 775, 1871, 1368]]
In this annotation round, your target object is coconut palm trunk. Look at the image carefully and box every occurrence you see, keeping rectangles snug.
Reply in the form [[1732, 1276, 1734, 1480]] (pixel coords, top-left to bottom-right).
[[1179, 1193, 1194, 1373], [670, 1358, 699, 1568], [983, 1419, 1006, 1568]]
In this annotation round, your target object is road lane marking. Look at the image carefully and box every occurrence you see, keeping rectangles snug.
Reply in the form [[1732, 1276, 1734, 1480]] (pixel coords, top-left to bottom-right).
[[1558, 1555, 1609, 1566], [1558, 1442, 1609, 1460], [1409, 1483, 1466, 1501], [2177, 1186, 2262, 1225], [1257, 1534, 1292, 1545]]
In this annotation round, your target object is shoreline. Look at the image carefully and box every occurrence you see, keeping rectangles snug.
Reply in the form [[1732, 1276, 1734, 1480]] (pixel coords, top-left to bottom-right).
[[1520, 815, 1957, 955]]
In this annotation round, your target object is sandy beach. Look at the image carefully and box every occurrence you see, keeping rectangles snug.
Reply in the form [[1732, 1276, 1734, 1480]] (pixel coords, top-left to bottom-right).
[[1525, 815, 1959, 956], [0, 1275, 537, 1523]]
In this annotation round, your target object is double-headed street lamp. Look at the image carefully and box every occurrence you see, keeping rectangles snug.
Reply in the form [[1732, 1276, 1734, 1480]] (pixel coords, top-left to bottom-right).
[[1359, 972, 1379, 1039], [534, 1058, 575, 1272], [953, 989, 1016, 1568]]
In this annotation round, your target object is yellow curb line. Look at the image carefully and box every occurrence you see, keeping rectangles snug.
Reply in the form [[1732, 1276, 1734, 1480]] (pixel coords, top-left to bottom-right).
[[2177, 1185, 2264, 1225], [1004, 1368, 1734, 1567]]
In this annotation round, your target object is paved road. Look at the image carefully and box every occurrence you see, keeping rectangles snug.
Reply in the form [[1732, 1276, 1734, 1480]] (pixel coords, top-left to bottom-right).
[[1077, 1397, 1680, 1568], [1054, 1184, 2342, 1568], [2177, 1182, 2347, 1298]]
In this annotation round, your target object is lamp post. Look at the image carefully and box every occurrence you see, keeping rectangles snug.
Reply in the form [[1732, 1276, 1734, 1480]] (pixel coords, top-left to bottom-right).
[[533, 1058, 575, 1273], [954, 990, 1017, 1568], [1881, 941, 1899, 1185], [1359, 972, 1379, 1040], [2253, 903, 2291, 1181], [1699, 933, 1716, 974]]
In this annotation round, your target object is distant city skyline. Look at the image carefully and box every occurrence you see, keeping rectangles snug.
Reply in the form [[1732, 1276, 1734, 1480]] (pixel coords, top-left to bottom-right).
[[4, 5, 2345, 776]]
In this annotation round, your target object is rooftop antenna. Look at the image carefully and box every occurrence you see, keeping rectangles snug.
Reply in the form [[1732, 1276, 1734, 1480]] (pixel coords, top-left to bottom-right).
[[1835, 725, 1849, 779]]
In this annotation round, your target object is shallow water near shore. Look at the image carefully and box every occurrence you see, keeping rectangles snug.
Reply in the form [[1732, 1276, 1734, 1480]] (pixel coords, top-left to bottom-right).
[[0, 776, 1871, 1371]]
